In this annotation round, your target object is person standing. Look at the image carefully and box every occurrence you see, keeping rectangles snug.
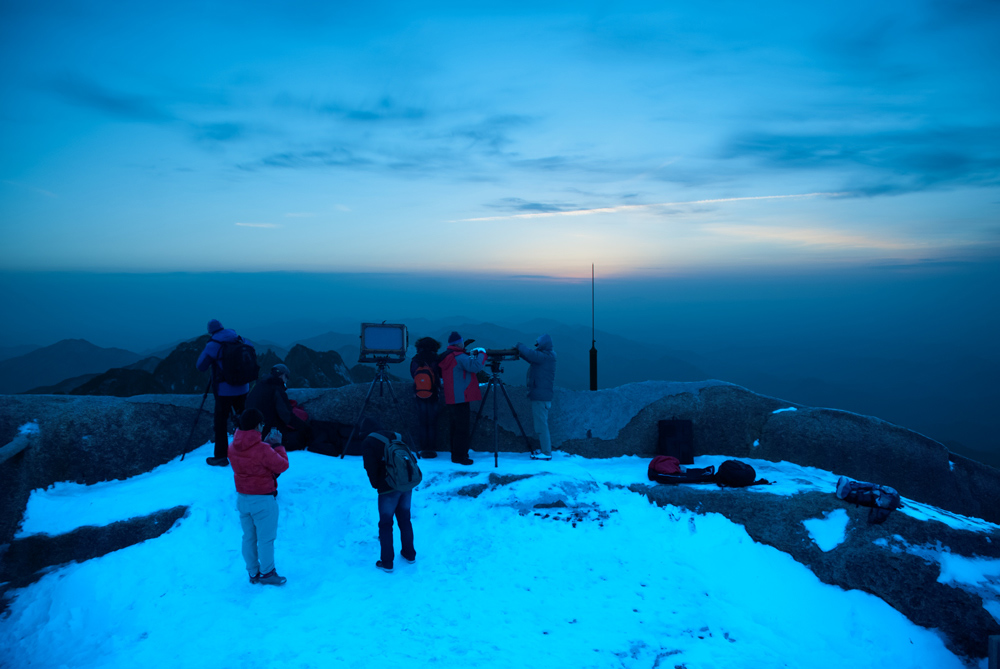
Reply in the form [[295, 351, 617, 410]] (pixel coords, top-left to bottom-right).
[[197, 319, 254, 467], [409, 337, 442, 459], [229, 408, 289, 586], [516, 334, 557, 461], [438, 331, 486, 466], [362, 428, 419, 573], [246, 363, 311, 448]]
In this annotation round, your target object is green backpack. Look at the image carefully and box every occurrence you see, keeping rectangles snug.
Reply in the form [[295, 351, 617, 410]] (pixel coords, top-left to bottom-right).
[[371, 432, 422, 492]]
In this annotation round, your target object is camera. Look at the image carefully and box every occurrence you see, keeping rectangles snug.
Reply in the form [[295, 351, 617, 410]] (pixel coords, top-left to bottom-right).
[[358, 323, 408, 363]]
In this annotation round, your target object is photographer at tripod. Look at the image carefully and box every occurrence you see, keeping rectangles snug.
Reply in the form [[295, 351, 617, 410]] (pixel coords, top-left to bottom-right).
[[516, 334, 557, 461], [439, 331, 486, 465]]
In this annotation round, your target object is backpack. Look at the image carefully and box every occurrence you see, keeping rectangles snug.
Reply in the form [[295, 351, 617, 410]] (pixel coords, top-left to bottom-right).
[[215, 336, 259, 386], [836, 476, 903, 525], [413, 363, 436, 399], [715, 460, 770, 487], [648, 455, 681, 480], [371, 432, 423, 492]]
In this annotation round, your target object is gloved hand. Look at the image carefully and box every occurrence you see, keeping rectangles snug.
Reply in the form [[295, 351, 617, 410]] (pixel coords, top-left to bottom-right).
[[470, 347, 486, 357]]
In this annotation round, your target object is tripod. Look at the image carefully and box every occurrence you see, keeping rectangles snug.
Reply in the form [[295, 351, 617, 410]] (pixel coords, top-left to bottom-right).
[[341, 358, 414, 458], [470, 358, 533, 467]]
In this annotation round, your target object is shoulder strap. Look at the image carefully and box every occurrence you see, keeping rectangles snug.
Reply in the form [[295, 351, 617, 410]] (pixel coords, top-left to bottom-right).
[[369, 432, 390, 446]]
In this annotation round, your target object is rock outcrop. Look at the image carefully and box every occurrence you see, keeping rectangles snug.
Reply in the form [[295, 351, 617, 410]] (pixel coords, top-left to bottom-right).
[[283, 345, 352, 389]]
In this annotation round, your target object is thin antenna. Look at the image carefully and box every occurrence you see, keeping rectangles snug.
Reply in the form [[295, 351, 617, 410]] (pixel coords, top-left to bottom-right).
[[589, 263, 598, 391]]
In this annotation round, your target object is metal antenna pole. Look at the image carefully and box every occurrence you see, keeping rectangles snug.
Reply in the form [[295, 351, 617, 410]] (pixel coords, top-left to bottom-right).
[[589, 263, 598, 391]]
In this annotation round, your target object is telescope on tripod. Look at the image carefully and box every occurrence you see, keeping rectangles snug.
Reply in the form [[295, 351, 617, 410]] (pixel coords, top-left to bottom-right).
[[470, 348, 533, 467]]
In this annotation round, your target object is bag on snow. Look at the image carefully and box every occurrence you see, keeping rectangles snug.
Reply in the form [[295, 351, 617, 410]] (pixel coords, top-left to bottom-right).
[[371, 432, 423, 492], [215, 336, 260, 386], [836, 476, 902, 525], [413, 363, 436, 400], [648, 455, 681, 480], [715, 460, 770, 487]]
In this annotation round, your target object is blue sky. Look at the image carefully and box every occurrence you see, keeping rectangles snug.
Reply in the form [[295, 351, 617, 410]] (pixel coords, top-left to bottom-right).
[[2, 0, 998, 277]]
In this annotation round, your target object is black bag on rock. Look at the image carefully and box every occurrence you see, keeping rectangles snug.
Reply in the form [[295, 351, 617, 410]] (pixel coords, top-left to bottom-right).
[[715, 460, 771, 487]]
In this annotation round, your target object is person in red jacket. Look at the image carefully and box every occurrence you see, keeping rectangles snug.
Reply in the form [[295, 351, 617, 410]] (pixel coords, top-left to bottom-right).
[[438, 331, 486, 465], [229, 408, 289, 586]]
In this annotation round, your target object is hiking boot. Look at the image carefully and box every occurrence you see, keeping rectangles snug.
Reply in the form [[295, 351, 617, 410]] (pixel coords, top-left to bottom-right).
[[376, 560, 393, 573], [257, 569, 287, 586], [530, 450, 552, 461], [206, 457, 230, 467], [249, 572, 261, 584], [401, 552, 416, 564], [419, 450, 438, 459], [452, 458, 474, 466], [836, 476, 851, 500]]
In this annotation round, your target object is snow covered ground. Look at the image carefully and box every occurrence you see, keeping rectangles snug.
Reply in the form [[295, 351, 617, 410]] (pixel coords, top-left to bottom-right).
[[3, 444, 998, 669]]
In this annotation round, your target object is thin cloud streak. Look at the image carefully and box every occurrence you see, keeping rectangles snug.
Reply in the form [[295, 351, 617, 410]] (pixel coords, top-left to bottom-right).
[[704, 225, 931, 251], [235, 222, 282, 228], [455, 192, 850, 222]]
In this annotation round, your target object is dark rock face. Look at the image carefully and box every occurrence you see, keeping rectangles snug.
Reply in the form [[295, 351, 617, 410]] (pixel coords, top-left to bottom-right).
[[633, 483, 1000, 662], [71, 368, 168, 397], [284, 345, 351, 389], [0, 394, 213, 546], [256, 349, 284, 381], [152, 335, 213, 394]]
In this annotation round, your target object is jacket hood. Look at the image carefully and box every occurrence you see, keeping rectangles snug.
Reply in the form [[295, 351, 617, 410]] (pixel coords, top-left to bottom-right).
[[231, 428, 263, 453], [535, 334, 553, 351]]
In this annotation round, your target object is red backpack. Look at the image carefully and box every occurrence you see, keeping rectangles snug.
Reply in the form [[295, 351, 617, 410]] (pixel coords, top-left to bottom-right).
[[413, 363, 435, 399]]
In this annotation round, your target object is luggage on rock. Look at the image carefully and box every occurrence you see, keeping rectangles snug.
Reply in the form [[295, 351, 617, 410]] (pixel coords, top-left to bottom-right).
[[836, 476, 903, 524]]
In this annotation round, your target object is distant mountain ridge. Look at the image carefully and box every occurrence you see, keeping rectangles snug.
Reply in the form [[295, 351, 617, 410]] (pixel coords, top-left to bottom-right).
[[0, 339, 144, 395]]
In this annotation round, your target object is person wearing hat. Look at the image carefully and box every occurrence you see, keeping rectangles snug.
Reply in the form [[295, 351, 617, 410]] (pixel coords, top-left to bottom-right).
[[246, 363, 311, 449], [196, 319, 254, 467], [438, 331, 486, 465], [229, 408, 289, 586], [516, 334, 557, 461]]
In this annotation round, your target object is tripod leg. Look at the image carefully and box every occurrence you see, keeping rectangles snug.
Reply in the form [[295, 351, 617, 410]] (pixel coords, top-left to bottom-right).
[[493, 377, 499, 468], [497, 381, 533, 451], [341, 374, 381, 459], [470, 380, 493, 444]]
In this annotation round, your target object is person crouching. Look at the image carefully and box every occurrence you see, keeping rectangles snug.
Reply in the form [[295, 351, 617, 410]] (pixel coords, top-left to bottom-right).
[[229, 408, 289, 585]]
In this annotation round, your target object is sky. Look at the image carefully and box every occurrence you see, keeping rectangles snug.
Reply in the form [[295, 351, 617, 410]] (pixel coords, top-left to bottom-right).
[[1, 0, 999, 278]]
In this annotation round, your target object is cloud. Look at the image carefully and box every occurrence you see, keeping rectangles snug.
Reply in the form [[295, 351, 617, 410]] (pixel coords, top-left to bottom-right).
[[485, 197, 580, 214], [50, 75, 175, 123], [451, 115, 533, 152], [284, 212, 316, 218], [288, 95, 428, 123], [703, 224, 926, 251], [723, 126, 1000, 195], [235, 222, 281, 228], [458, 192, 846, 222]]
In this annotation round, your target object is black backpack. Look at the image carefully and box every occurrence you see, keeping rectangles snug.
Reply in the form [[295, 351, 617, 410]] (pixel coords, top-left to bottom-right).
[[371, 432, 423, 492], [215, 336, 259, 386], [715, 460, 770, 487], [836, 477, 903, 525]]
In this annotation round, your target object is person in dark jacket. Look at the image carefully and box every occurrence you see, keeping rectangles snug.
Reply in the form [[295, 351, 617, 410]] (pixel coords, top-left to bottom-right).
[[516, 334, 556, 460], [196, 319, 254, 467], [409, 337, 442, 459], [246, 364, 311, 449], [438, 331, 486, 465], [361, 424, 417, 573], [229, 408, 289, 586]]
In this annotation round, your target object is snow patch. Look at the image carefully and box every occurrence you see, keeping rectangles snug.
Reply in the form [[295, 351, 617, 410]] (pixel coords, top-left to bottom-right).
[[18, 421, 40, 436], [803, 509, 849, 552], [772, 407, 797, 414], [752, 439, 760, 448]]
